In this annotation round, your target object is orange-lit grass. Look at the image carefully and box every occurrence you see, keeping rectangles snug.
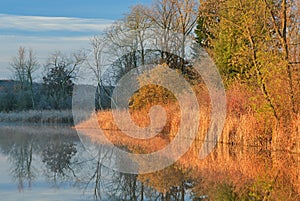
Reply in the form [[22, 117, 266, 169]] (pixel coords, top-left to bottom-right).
[[75, 84, 300, 199], [76, 103, 181, 154], [76, 81, 300, 156]]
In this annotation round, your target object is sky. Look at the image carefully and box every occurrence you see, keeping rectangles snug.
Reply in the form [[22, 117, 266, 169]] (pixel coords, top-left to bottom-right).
[[0, 0, 152, 81]]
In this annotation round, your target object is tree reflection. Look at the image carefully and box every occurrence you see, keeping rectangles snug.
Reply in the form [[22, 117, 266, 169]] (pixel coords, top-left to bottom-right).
[[112, 173, 140, 200], [8, 139, 35, 192], [80, 146, 111, 200], [74, 145, 155, 201], [42, 138, 77, 184], [137, 163, 194, 201], [1, 128, 300, 200]]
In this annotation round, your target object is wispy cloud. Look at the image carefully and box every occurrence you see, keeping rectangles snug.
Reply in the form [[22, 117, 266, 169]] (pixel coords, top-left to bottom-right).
[[0, 14, 113, 33], [0, 14, 113, 80]]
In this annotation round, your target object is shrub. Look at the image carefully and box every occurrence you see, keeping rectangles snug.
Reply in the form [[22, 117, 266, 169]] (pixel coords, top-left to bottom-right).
[[129, 64, 185, 110], [0, 92, 17, 112]]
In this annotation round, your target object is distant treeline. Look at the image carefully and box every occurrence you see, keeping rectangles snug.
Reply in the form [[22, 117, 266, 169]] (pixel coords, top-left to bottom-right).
[[0, 80, 116, 112], [0, 80, 72, 112]]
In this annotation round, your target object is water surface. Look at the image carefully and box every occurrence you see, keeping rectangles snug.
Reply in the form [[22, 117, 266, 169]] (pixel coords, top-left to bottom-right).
[[1, 125, 300, 200]]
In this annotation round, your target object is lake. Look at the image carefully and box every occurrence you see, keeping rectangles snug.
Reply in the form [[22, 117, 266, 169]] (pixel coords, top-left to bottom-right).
[[0, 125, 300, 200]]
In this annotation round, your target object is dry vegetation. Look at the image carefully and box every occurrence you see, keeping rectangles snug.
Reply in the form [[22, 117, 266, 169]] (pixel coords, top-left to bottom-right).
[[0, 110, 74, 124], [77, 81, 300, 153], [75, 79, 300, 200]]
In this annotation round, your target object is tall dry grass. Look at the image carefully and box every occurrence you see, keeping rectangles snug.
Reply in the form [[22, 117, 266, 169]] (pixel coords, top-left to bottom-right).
[[75, 81, 300, 199], [77, 81, 300, 154]]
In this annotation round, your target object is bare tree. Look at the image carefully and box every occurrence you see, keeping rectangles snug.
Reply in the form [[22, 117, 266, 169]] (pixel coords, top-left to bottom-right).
[[26, 49, 39, 109], [87, 36, 107, 85], [98, 0, 198, 90], [104, 20, 146, 86], [10, 47, 26, 89], [10, 46, 39, 109], [146, 0, 178, 55], [86, 35, 111, 109], [145, 0, 197, 69], [105, 21, 136, 63], [172, 0, 198, 61], [125, 4, 153, 65]]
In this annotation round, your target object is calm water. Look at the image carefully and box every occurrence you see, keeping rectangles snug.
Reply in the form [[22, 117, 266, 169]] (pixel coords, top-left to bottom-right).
[[1, 125, 300, 201], [0, 125, 194, 201]]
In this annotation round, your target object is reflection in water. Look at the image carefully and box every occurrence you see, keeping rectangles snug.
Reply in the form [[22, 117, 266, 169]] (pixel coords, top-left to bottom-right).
[[42, 139, 77, 183], [78, 147, 110, 200], [8, 137, 34, 191], [0, 126, 300, 200]]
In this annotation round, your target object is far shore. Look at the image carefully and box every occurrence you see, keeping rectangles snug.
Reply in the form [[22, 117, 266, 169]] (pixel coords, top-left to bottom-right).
[[0, 110, 75, 125]]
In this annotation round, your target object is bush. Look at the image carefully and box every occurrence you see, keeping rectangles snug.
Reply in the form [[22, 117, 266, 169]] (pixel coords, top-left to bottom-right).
[[15, 90, 33, 110], [129, 64, 183, 110], [0, 92, 17, 112]]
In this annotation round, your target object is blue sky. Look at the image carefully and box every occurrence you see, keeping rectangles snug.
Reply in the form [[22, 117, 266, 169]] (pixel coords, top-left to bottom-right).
[[0, 0, 152, 80], [0, 0, 152, 19]]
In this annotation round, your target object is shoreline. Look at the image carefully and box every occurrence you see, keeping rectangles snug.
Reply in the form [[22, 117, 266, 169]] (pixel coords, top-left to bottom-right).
[[0, 110, 74, 125]]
